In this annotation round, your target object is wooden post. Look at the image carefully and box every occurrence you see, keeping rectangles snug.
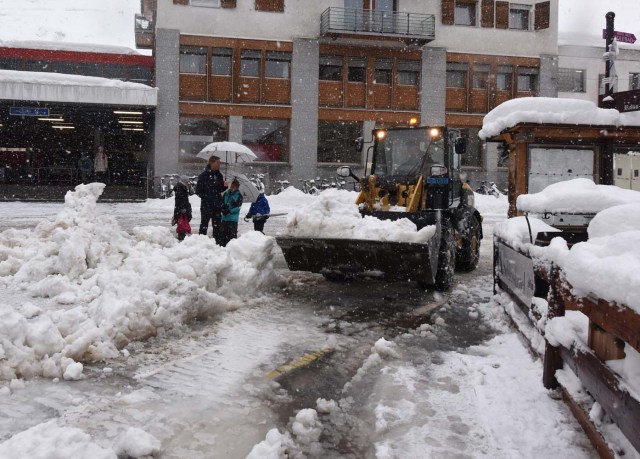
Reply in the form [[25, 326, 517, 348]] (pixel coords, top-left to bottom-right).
[[542, 266, 565, 389]]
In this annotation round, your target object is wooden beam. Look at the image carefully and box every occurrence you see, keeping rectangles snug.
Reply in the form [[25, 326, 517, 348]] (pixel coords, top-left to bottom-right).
[[560, 345, 640, 453], [560, 388, 616, 459]]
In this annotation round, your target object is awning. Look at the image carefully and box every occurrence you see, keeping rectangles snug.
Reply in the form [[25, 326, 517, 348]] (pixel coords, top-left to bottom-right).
[[0, 69, 157, 107]]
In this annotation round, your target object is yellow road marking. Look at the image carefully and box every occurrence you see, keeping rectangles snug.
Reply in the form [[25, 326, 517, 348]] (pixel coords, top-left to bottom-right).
[[266, 348, 334, 380]]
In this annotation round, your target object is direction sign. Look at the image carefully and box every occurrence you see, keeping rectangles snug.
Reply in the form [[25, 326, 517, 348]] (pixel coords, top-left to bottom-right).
[[602, 29, 637, 44], [598, 89, 640, 112], [9, 107, 50, 117]]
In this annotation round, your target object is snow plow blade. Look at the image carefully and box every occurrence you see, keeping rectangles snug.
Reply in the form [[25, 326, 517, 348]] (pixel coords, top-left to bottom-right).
[[276, 236, 440, 285]]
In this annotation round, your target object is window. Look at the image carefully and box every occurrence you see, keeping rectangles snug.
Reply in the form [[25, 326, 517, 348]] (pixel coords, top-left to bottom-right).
[[630, 73, 640, 90], [128, 66, 153, 84], [397, 60, 420, 86], [179, 117, 228, 158], [446, 63, 467, 88], [509, 4, 531, 30], [348, 57, 366, 83], [472, 64, 489, 89], [190, 0, 220, 6], [255, 0, 284, 12], [617, 168, 623, 176], [0, 58, 22, 71], [179, 46, 207, 74], [265, 51, 291, 79], [517, 67, 538, 92], [242, 119, 290, 162], [317, 121, 363, 163], [374, 59, 393, 84], [49, 61, 77, 74], [635, 169, 639, 178], [25, 60, 50, 72], [240, 49, 261, 77], [558, 68, 586, 93], [319, 56, 343, 81], [212, 48, 232, 76], [103, 64, 127, 80], [77, 62, 103, 77], [496, 65, 513, 91], [455, 1, 477, 26]]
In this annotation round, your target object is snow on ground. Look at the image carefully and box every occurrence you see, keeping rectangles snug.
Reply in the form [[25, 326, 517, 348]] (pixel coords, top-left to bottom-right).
[[0, 183, 277, 381], [282, 189, 437, 243], [473, 192, 509, 225], [479, 98, 640, 140]]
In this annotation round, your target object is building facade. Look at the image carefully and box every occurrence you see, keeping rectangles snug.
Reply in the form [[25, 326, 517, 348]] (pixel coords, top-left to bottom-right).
[[145, 0, 559, 190]]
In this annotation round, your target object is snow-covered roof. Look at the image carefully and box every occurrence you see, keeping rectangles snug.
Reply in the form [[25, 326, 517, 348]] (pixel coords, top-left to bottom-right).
[[479, 97, 640, 140], [0, 40, 142, 56], [0, 69, 157, 107]]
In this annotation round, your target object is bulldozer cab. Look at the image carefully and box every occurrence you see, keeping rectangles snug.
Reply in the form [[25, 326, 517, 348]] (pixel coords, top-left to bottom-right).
[[363, 126, 466, 210]]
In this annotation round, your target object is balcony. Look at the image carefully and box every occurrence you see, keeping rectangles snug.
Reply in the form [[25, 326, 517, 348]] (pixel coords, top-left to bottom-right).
[[135, 14, 154, 49], [320, 7, 435, 45]]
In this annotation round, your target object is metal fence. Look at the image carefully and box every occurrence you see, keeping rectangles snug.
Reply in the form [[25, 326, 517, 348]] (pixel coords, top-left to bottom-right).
[[320, 7, 435, 39]]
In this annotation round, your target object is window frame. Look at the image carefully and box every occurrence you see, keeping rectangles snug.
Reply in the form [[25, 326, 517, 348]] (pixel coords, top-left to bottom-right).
[[517, 67, 538, 92], [179, 46, 207, 75], [630, 72, 640, 91], [508, 3, 531, 30], [454, 1, 478, 27], [317, 120, 363, 164], [242, 118, 290, 163], [347, 57, 367, 83], [265, 51, 291, 79], [496, 65, 514, 91], [558, 68, 586, 93], [319, 55, 344, 82], [397, 60, 420, 86], [211, 47, 233, 76], [240, 49, 261, 78], [190, 0, 220, 7]]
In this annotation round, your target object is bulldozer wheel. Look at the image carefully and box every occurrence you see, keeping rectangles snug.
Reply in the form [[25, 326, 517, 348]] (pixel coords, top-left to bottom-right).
[[435, 220, 456, 292], [456, 215, 481, 272]]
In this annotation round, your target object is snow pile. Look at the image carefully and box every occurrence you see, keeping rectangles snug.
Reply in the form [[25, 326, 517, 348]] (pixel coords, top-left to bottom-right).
[[517, 178, 640, 214], [345, 338, 400, 390], [283, 189, 436, 243], [493, 216, 556, 250], [0, 420, 116, 459], [532, 203, 640, 312], [291, 408, 323, 449], [0, 183, 276, 380], [479, 97, 640, 140], [473, 192, 508, 223], [114, 427, 161, 458], [246, 428, 290, 459]]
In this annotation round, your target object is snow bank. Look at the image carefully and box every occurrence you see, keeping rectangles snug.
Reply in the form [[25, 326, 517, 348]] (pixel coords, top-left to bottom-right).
[[114, 427, 161, 458], [282, 189, 436, 244], [0, 420, 116, 459], [246, 428, 290, 459], [493, 216, 557, 250], [0, 183, 276, 380], [479, 97, 640, 140], [517, 178, 640, 214], [532, 203, 640, 313]]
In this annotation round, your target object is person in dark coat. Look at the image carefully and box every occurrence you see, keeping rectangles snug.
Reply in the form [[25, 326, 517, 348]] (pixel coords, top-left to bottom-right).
[[245, 193, 270, 233], [195, 155, 228, 243], [220, 178, 243, 247], [172, 175, 193, 241], [77, 152, 93, 184]]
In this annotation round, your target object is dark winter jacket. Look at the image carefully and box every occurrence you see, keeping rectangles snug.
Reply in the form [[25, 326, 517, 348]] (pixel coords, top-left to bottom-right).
[[247, 194, 270, 221], [195, 167, 227, 210], [221, 189, 243, 223], [173, 182, 193, 221]]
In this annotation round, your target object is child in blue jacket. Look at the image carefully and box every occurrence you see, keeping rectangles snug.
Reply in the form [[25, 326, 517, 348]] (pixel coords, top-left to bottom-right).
[[245, 193, 270, 233], [220, 178, 243, 246]]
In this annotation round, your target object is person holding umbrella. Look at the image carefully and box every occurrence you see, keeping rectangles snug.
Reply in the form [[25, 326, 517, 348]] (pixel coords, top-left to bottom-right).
[[195, 155, 228, 243]]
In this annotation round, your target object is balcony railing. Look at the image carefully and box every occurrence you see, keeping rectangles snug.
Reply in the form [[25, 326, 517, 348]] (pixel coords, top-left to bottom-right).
[[320, 7, 435, 43], [135, 14, 154, 49]]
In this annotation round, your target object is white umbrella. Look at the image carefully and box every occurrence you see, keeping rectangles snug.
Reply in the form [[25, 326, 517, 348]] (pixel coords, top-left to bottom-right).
[[227, 172, 261, 203], [197, 141, 257, 163]]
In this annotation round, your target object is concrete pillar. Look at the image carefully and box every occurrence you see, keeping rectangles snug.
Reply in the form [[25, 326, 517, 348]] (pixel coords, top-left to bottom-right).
[[539, 54, 559, 98], [228, 115, 243, 143], [421, 47, 447, 127], [290, 38, 319, 180], [153, 28, 180, 179]]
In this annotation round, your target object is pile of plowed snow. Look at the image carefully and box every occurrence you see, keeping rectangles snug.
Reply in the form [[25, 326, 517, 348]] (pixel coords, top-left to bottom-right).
[[0, 184, 276, 380], [282, 189, 436, 243]]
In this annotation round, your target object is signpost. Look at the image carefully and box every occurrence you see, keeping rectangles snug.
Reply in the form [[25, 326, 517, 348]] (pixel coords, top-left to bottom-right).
[[602, 29, 637, 44], [9, 107, 50, 117]]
